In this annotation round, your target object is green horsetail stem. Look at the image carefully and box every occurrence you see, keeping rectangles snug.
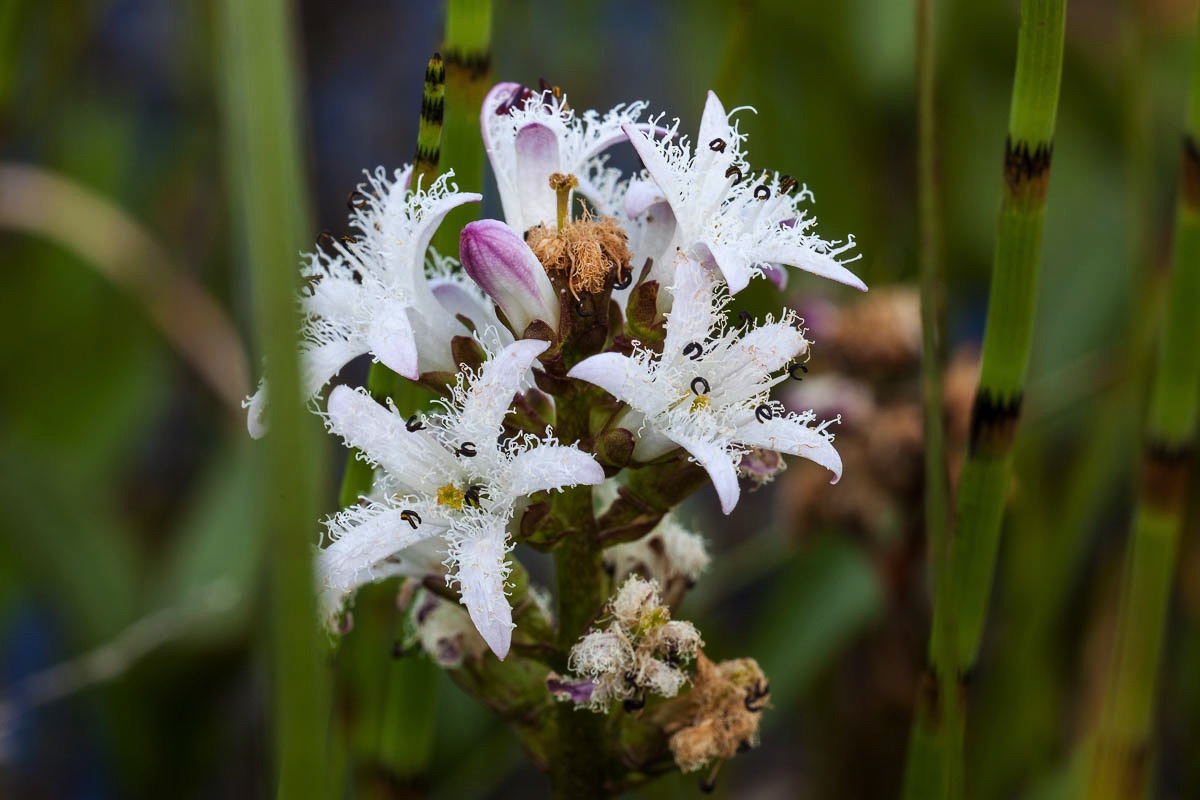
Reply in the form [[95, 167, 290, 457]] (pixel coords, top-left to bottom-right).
[[215, 0, 329, 797], [902, 0, 962, 795], [432, 0, 492, 258], [930, 0, 1066, 671], [414, 53, 446, 189], [1087, 20, 1200, 799], [907, 2, 1066, 796]]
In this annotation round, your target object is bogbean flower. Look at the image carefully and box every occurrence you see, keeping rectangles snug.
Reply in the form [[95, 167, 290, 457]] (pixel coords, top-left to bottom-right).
[[568, 257, 842, 514], [622, 91, 865, 295], [317, 338, 605, 659], [244, 167, 488, 438], [482, 82, 650, 235]]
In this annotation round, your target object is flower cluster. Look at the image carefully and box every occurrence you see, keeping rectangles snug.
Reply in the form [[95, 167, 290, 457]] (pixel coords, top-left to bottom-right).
[[548, 576, 703, 711], [246, 82, 862, 691]]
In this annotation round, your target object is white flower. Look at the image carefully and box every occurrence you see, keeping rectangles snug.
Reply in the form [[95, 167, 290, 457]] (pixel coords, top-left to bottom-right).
[[603, 512, 710, 591], [317, 339, 605, 659], [482, 82, 649, 234], [568, 257, 842, 514], [622, 92, 865, 295], [244, 167, 483, 438]]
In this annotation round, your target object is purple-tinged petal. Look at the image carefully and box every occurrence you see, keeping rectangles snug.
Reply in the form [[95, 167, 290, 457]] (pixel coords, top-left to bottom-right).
[[512, 123, 561, 232], [547, 674, 596, 705], [460, 219, 560, 333], [624, 178, 667, 219], [762, 264, 788, 290]]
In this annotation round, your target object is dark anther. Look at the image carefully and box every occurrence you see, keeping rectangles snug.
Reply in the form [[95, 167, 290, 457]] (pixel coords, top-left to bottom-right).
[[690, 376, 710, 396], [623, 692, 646, 712], [576, 299, 593, 317], [614, 270, 632, 290], [463, 484, 483, 508], [779, 174, 799, 195], [724, 165, 744, 185], [755, 404, 774, 423], [754, 184, 771, 201], [744, 679, 770, 712], [682, 342, 704, 361], [699, 776, 718, 794], [405, 415, 424, 432], [317, 229, 335, 248], [400, 510, 422, 529], [455, 442, 478, 457], [787, 362, 809, 381], [738, 310, 752, 327], [708, 137, 727, 152], [339, 234, 360, 246], [346, 188, 372, 210]]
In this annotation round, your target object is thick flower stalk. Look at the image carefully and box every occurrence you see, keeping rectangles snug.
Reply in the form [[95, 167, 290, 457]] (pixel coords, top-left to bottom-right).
[[247, 79, 860, 798]]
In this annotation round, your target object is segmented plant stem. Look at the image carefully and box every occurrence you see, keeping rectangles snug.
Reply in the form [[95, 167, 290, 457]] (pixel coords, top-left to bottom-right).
[[432, 0, 491, 258], [1087, 19, 1200, 798], [903, 0, 962, 795], [930, 0, 1066, 673], [214, 0, 329, 797]]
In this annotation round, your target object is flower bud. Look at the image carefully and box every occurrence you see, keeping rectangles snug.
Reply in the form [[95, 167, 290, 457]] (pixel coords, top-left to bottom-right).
[[460, 219, 561, 335]]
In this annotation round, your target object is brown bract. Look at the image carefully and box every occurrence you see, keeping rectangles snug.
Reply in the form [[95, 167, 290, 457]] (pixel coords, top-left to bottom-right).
[[660, 653, 769, 774], [527, 216, 631, 298]]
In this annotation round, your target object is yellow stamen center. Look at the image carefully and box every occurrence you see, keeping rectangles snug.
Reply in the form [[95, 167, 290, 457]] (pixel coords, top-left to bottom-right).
[[436, 482, 466, 510], [690, 394, 711, 413]]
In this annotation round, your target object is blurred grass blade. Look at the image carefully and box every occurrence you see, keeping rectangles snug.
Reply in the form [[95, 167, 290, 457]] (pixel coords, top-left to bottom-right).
[[214, 0, 329, 797], [1086, 15, 1200, 798], [0, 163, 249, 413]]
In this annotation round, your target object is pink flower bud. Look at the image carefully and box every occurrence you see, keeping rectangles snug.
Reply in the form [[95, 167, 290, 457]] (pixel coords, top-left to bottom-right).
[[460, 219, 560, 334]]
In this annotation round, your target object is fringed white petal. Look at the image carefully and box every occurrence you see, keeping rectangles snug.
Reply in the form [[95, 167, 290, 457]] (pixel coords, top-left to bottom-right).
[[734, 414, 842, 483], [506, 445, 605, 497], [448, 522, 514, 660], [325, 386, 454, 495]]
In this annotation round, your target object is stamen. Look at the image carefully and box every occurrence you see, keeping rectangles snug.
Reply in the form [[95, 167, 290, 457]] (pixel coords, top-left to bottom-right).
[[400, 509, 422, 529], [548, 172, 579, 230], [708, 137, 727, 152], [755, 404, 774, 423], [724, 165, 743, 185], [682, 342, 704, 361], [576, 298, 593, 317], [779, 175, 799, 195], [405, 415, 425, 432], [753, 184, 771, 201], [463, 485, 483, 508], [455, 442, 478, 457], [787, 363, 808, 381], [690, 377, 710, 396], [614, 270, 632, 290]]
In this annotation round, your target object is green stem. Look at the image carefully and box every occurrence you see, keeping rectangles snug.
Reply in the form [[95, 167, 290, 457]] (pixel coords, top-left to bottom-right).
[[1087, 18, 1200, 798], [551, 495, 608, 800], [214, 0, 329, 797], [904, 0, 961, 794], [930, 0, 1067, 674]]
